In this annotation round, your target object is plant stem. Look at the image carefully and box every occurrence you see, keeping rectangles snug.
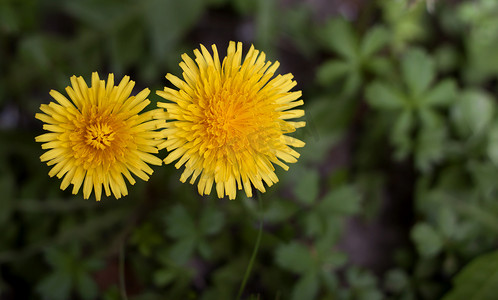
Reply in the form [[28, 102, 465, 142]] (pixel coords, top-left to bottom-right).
[[236, 194, 264, 300]]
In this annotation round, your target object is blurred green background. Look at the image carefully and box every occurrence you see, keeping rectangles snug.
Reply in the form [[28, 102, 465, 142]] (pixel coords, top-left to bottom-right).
[[2, 0, 498, 299]]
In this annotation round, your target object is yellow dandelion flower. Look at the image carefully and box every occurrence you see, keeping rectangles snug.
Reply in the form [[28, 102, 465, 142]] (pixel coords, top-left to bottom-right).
[[35, 72, 167, 201], [157, 41, 306, 200]]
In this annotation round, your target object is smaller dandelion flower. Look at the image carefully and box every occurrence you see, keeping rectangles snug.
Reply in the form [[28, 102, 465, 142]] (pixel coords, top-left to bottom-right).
[[35, 72, 167, 201], [157, 41, 306, 200]]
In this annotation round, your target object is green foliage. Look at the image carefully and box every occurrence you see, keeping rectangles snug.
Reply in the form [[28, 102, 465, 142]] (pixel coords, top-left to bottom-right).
[[411, 223, 443, 258], [317, 17, 391, 97], [442, 250, 498, 300], [36, 244, 102, 300], [366, 48, 457, 171], [165, 204, 224, 263]]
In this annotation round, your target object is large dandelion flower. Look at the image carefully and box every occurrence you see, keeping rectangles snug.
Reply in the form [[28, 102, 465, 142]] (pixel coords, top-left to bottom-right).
[[157, 41, 305, 200], [35, 72, 166, 200]]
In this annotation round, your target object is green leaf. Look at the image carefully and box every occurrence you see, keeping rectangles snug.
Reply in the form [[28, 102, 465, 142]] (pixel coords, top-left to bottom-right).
[[384, 269, 410, 293], [442, 250, 498, 300], [197, 239, 212, 260], [165, 205, 196, 239], [411, 223, 443, 257], [487, 122, 498, 165], [75, 273, 98, 300], [36, 272, 72, 300], [347, 267, 376, 288], [144, 0, 205, 62], [420, 79, 457, 107], [434, 45, 460, 73], [294, 168, 320, 205], [302, 211, 324, 237], [130, 223, 162, 257], [169, 237, 196, 264], [451, 90, 495, 136], [316, 60, 350, 86], [401, 49, 435, 97], [291, 272, 319, 300], [391, 110, 414, 160], [321, 270, 339, 291], [361, 26, 389, 58], [262, 200, 298, 223], [153, 269, 176, 287], [438, 208, 457, 239], [366, 81, 406, 110], [321, 251, 348, 269], [366, 57, 394, 77], [343, 71, 362, 97], [415, 123, 446, 172], [255, 0, 278, 51], [320, 18, 358, 60], [275, 242, 313, 274], [199, 206, 224, 236], [318, 185, 361, 216]]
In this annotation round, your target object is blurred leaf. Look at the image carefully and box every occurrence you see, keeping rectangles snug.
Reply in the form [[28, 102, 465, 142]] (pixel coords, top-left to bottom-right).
[[391, 110, 414, 159], [199, 206, 224, 236], [381, 0, 426, 52], [346, 267, 383, 300], [487, 122, 498, 165], [37, 246, 101, 300], [366, 56, 394, 77], [384, 269, 410, 293], [130, 223, 162, 257], [321, 250, 348, 269], [165, 205, 196, 239], [434, 45, 460, 73], [316, 60, 350, 86], [36, 271, 72, 300], [169, 237, 196, 264], [361, 26, 389, 58], [415, 123, 446, 172], [451, 90, 495, 137], [366, 81, 406, 110], [343, 71, 362, 97], [263, 200, 298, 223], [321, 270, 339, 291], [438, 208, 457, 239], [291, 271, 319, 300], [153, 269, 176, 287], [255, 0, 277, 52], [442, 250, 498, 300], [411, 223, 443, 257], [0, 1, 21, 33], [144, 0, 205, 63], [63, 1, 127, 30], [75, 273, 98, 300], [197, 239, 212, 260], [401, 48, 435, 97], [318, 185, 361, 216], [320, 18, 358, 60], [420, 79, 457, 108], [275, 242, 313, 274], [231, 0, 257, 14], [303, 211, 323, 237], [294, 168, 320, 205]]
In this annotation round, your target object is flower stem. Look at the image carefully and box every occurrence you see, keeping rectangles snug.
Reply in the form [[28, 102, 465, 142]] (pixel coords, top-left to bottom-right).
[[236, 193, 263, 300]]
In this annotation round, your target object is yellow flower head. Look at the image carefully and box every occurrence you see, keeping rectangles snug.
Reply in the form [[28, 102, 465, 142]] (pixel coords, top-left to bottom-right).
[[157, 41, 306, 200], [35, 72, 167, 201]]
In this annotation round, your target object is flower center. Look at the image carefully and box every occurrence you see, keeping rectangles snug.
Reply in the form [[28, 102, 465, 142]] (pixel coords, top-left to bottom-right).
[[86, 123, 115, 150]]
